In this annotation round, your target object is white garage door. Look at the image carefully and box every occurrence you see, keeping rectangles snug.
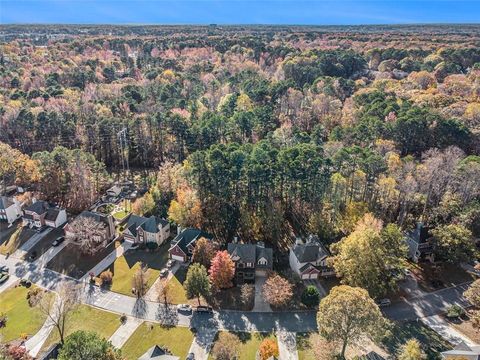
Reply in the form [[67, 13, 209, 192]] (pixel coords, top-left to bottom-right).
[[171, 255, 184, 262]]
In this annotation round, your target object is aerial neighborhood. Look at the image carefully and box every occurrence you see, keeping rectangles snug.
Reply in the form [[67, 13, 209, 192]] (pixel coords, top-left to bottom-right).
[[1, 22, 480, 360]]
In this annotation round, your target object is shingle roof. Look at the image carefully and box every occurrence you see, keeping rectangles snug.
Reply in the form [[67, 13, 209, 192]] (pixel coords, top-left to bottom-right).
[[228, 242, 273, 269], [45, 208, 61, 221], [170, 228, 212, 254], [0, 196, 14, 210], [358, 352, 386, 360], [126, 214, 147, 237], [25, 200, 49, 214], [255, 244, 273, 269], [138, 345, 179, 360], [292, 236, 330, 263]]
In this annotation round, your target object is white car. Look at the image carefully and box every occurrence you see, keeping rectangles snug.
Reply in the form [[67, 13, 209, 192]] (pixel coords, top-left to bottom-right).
[[177, 304, 192, 313], [167, 259, 175, 268], [160, 269, 169, 277], [377, 298, 391, 307]]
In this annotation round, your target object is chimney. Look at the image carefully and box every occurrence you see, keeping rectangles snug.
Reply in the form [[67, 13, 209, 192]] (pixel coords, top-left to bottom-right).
[[177, 226, 182, 235], [233, 236, 238, 243], [257, 241, 265, 248], [295, 236, 303, 245]]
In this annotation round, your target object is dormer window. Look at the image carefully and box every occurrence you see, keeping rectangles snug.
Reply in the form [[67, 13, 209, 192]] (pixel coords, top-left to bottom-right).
[[258, 257, 267, 266]]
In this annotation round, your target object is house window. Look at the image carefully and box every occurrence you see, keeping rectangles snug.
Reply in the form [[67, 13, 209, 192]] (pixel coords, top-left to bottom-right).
[[258, 258, 267, 266]]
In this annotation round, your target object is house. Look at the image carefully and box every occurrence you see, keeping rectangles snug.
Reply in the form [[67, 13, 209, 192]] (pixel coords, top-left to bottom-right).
[[23, 200, 67, 229], [228, 241, 273, 284], [289, 235, 335, 280], [406, 222, 434, 262], [168, 228, 212, 263], [0, 196, 22, 224], [358, 351, 386, 360], [64, 211, 116, 243], [138, 345, 179, 360], [441, 342, 480, 359], [123, 214, 170, 245], [106, 184, 122, 198]]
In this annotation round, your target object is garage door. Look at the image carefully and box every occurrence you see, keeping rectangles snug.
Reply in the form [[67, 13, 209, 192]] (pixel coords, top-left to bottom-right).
[[171, 255, 184, 262], [302, 273, 318, 280]]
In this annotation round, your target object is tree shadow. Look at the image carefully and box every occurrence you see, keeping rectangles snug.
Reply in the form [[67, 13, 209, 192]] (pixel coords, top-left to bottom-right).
[[156, 304, 179, 327], [133, 297, 147, 318]]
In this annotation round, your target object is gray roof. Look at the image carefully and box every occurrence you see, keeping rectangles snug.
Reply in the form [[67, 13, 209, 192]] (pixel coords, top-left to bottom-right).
[[170, 228, 212, 254], [292, 235, 330, 263], [138, 345, 179, 360], [25, 200, 49, 214], [358, 352, 386, 360], [442, 342, 480, 358], [126, 215, 168, 236], [0, 196, 14, 210], [45, 208, 61, 221], [228, 242, 273, 269], [407, 223, 430, 245]]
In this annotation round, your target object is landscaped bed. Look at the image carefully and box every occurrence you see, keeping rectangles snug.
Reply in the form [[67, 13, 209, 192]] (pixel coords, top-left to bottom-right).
[[209, 285, 254, 311], [100, 241, 170, 296], [380, 320, 452, 360], [40, 304, 121, 353], [46, 241, 116, 279], [208, 331, 277, 360], [0, 285, 51, 343], [121, 322, 193, 360], [0, 224, 36, 255]]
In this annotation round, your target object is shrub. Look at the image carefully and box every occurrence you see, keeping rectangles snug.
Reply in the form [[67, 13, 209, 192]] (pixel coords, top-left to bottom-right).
[[258, 338, 279, 360], [301, 285, 321, 307], [446, 304, 465, 319], [0, 313, 7, 328], [146, 241, 158, 251], [120, 314, 127, 324], [99, 270, 113, 286], [26, 287, 43, 307]]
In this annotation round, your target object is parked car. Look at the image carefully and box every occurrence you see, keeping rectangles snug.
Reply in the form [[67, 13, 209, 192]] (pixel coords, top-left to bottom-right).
[[167, 259, 175, 268], [29, 251, 37, 261], [194, 306, 213, 313], [186, 353, 195, 360], [177, 304, 192, 314], [0, 273, 9, 284], [377, 298, 391, 307], [36, 225, 47, 233], [52, 236, 65, 247], [160, 269, 169, 277], [0, 265, 8, 273]]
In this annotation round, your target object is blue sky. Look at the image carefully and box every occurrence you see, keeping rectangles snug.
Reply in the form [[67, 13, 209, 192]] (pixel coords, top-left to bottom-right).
[[1, 1, 480, 25]]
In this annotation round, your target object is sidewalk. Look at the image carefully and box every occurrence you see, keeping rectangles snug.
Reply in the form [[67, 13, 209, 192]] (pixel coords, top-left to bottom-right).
[[25, 295, 59, 357], [422, 315, 477, 346], [188, 328, 217, 360], [80, 241, 133, 281], [109, 316, 143, 349], [277, 331, 298, 360]]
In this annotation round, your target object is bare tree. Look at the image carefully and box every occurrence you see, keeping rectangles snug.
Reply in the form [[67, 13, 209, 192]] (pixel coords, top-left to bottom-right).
[[37, 282, 80, 344], [156, 278, 172, 309], [132, 263, 149, 299], [66, 215, 107, 255]]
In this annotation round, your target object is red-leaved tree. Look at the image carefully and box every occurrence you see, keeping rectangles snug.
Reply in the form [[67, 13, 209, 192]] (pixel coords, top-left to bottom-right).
[[208, 250, 235, 289]]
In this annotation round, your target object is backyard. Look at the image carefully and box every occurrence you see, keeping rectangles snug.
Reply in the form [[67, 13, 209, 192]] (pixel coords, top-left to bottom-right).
[[46, 241, 116, 279], [101, 242, 170, 296], [40, 304, 121, 353], [121, 322, 193, 360], [0, 285, 52, 343]]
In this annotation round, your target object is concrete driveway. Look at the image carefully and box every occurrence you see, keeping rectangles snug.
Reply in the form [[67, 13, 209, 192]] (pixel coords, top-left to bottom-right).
[[253, 275, 272, 312]]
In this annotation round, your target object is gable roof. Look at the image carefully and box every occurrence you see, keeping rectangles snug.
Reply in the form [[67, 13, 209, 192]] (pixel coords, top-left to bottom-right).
[[292, 235, 330, 263], [228, 242, 273, 269], [126, 215, 169, 237], [138, 345, 179, 360], [170, 228, 212, 254], [0, 196, 15, 210], [140, 216, 166, 233], [442, 342, 480, 359], [358, 351, 386, 360], [45, 208, 62, 222], [25, 200, 50, 214]]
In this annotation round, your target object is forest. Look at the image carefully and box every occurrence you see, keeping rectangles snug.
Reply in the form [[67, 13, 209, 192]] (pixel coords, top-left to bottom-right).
[[1, 24, 479, 250]]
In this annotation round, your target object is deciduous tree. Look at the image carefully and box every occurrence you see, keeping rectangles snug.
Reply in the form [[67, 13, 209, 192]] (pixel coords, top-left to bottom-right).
[[262, 274, 293, 308], [184, 263, 211, 306], [57, 330, 123, 360], [209, 250, 235, 289], [431, 224, 475, 264]]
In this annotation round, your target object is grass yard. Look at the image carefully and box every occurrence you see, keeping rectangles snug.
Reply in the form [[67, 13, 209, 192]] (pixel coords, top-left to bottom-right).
[[103, 242, 170, 296], [46, 241, 116, 279], [209, 331, 277, 360], [0, 224, 36, 255], [0, 285, 51, 343], [41, 304, 121, 352], [167, 266, 189, 305], [381, 320, 452, 359], [121, 322, 193, 360], [296, 333, 316, 360]]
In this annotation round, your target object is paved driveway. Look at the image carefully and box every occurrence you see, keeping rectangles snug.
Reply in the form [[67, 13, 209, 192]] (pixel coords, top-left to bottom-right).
[[253, 275, 272, 312]]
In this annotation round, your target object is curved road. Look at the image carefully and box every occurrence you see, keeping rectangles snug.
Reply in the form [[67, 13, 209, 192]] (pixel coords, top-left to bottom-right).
[[0, 254, 471, 333]]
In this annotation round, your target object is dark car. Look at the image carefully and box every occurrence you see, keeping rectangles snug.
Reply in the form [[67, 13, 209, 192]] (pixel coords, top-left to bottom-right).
[[0, 265, 8, 273], [194, 306, 213, 313], [52, 236, 65, 247]]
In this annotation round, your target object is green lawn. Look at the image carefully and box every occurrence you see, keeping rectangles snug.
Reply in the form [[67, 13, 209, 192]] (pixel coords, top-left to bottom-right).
[[0, 285, 50, 343], [121, 322, 194, 360], [113, 210, 130, 221], [296, 333, 315, 360], [209, 331, 277, 360], [381, 321, 452, 360], [104, 243, 170, 296], [168, 266, 188, 305], [41, 304, 121, 352]]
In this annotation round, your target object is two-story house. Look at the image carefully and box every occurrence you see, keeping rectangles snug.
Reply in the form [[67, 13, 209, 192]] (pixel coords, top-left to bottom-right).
[[441, 342, 480, 359], [123, 214, 170, 245], [406, 222, 434, 263], [64, 211, 116, 244], [289, 235, 335, 280], [0, 196, 22, 225], [23, 200, 67, 229], [227, 241, 273, 284], [168, 228, 213, 263]]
